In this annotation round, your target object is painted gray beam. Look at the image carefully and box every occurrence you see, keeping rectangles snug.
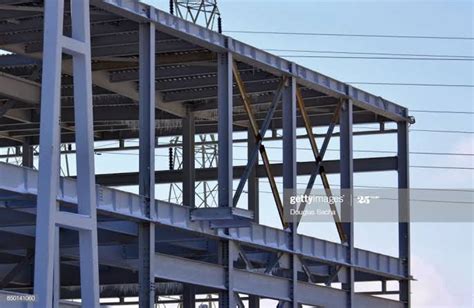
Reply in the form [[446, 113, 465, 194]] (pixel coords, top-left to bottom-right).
[[340, 99, 354, 307], [94, 0, 409, 122], [0, 44, 186, 118], [0, 72, 40, 105], [33, 0, 66, 305], [182, 108, 195, 207], [163, 79, 279, 103], [34, 1, 101, 307], [397, 121, 411, 307], [247, 129, 259, 223], [150, 253, 404, 308], [0, 162, 405, 281], [138, 16, 157, 307], [95, 156, 398, 186], [217, 49, 235, 308], [21, 137, 33, 168], [217, 51, 233, 208], [282, 68, 299, 308]]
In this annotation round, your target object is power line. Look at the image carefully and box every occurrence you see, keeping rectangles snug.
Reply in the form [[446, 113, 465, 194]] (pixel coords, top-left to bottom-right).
[[410, 165, 473, 170], [224, 30, 474, 40], [355, 125, 474, 134], [277, 55, 474, 61], [347, 82, 474, 88], [264, 48, 474, 59], [410, 128, 474, 134], [410, 109, 474, 115]]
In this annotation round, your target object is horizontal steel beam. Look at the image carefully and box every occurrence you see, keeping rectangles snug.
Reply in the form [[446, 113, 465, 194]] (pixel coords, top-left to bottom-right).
[[94, 156, 398, 186], [147, 253, 403, 307], [0, 162, 405, 281], [92, 0, 409, 122], [0, 72, 40, 105]]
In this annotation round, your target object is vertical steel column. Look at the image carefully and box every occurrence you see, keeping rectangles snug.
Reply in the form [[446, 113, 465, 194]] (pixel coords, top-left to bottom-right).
[[282, 69, 298, 308], [217, 50, 233, 208], [340, 99, 354, 307], [217, 48, 235, 308], [34, 0, 64, 303], [183, 109, 195, 207], [247, 128, 259, 223], [248, 129, 260, 308], [397, 121, 411, 307], [22, 138, 33, 168], [182, 284, 196, 308], [71, 2, 101, 304], [138, 13, 156, 308], [34, 1, 100, 307]]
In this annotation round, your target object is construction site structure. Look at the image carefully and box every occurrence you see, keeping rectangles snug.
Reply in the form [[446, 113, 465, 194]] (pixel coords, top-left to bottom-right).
[[0, 0, 412, 307]]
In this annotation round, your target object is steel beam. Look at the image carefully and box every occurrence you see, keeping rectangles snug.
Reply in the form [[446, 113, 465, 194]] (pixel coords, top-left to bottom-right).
[[217, 50, 233, 208], [33, 0, 67, 306], [150, 253, 404, 308], [138, 16, 157, 307], [282, 68, 298, 308], [232, 77, 285, 207], [182, 284, 196, 308], [247, 129, 259, 223], [397, 121, 411, 307], [34, 1, 100, 307], [232, 63, 286, 227], [217, 49, 235, 307], [182, 108, 195, 207], [21, 138, 33, 168], [340, 99, 354, 307], [0, 162, 406, 282], [94, 156, 398, 186], [296, 88, 345, 241]]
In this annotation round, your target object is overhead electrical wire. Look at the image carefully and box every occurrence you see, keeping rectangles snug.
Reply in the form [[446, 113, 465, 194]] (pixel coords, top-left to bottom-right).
[[276, 55, 474, 61], [346, 82, 474, 88], [263, 48, 474, 59], [224, 30, 474, 40], [410, 110, 474, 115]]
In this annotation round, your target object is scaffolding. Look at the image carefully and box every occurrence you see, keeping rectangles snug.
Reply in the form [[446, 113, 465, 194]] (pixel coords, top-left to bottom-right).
[[0, 0, 412, 307]]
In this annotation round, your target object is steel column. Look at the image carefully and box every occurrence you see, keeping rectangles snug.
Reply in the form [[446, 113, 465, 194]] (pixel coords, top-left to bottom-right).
[[138, 14, 157, 308], [340, 99, 354, 307], [182, 284, 196, 308], [245, 126, 259, 308], [183, 108, 195, 207], [34, 1, 100, 307], [247, 129, 260, 217], [34, 0, 64, 303], [217, 49, 236, 307], [397, 121, 411, 307], [217, 50, 233, 208], [282, 70, 298, 308], [21, 138, 33, 168]]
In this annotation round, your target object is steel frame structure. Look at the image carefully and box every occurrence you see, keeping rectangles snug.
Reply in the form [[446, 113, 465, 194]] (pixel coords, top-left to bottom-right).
[[0, 0, 412, 307]]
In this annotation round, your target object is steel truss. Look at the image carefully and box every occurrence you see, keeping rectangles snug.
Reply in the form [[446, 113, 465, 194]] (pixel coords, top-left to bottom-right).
[[0, 1, 412, 307]]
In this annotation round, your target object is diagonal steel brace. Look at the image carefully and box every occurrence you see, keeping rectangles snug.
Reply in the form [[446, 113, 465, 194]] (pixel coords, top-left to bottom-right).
[[233, 77, 286, 206], [232, 61, 288, 228], [296, 89, 346, 242]]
